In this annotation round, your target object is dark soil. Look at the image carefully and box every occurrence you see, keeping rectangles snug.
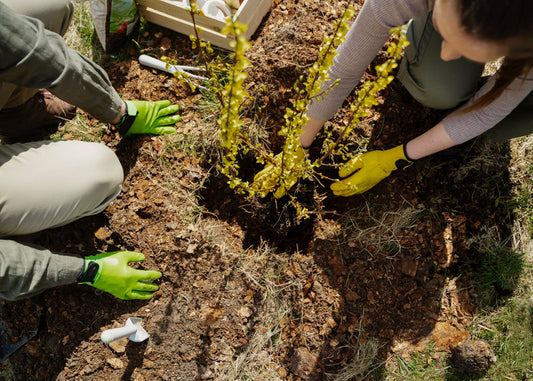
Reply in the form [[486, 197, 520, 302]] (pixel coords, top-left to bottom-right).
[[0, 0, 517, 379]]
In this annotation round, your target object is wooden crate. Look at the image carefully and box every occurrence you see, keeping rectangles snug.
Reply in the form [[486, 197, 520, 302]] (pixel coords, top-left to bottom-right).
[[136, 0, 272, 50]]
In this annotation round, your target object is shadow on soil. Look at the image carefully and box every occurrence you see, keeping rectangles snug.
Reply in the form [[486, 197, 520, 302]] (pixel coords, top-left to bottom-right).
[[198, 84, 521, 378]]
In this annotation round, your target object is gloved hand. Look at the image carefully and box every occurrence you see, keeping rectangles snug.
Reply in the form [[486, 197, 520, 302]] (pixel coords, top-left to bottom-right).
[[253, 146, 308, 198], [122, 100, 181, 136], [78, 251, 162, 300], [330, 144, 413, 196]]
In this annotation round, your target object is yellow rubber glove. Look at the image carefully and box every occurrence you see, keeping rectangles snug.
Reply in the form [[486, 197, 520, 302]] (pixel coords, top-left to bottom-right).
[[330, 144, 413, 196], [78, 251, 162, 300], [253, 146, 308, 198]]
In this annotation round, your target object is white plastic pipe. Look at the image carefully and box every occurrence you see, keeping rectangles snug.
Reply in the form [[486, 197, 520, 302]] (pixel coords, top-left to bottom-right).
[[101, 317, 149, 344], [101, 325, 138, 344]]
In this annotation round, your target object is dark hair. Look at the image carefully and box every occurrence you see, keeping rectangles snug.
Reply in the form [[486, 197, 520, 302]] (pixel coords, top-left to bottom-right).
[[458, 0, 533, 109]]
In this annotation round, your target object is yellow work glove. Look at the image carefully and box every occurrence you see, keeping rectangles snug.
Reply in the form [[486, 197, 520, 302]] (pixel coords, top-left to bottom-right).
[[330, 144, 413, 196], [253, 146, 308, 198]]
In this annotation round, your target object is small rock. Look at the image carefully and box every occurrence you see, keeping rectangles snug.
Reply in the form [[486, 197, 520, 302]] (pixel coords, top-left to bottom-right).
[[311, 281, 324, 294], [106, 357, 124, 369], [238, 306, 254, 318], [451, 339, 496, 376], [94, 227, 112, 241], [290, 347, 323, 381], [200, 369, 213, 379], [26, 340, 41, 357], [108, 337, 128, 354], [132, 372, 146, 381], [400, 256, 418, 277], [82, 364, 98, 375]]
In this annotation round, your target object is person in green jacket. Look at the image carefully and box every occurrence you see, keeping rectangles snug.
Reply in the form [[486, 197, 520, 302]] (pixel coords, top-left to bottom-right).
[[0, 0, 179, 301]]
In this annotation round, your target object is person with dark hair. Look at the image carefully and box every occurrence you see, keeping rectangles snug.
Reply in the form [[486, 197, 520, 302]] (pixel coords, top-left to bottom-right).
[[0, 0, 180, 301], [262, 0, 533, 196]]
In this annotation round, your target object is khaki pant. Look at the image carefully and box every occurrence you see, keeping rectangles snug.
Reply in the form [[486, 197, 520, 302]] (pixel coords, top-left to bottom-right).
[[0, 140, 124, 236], [0, 0, 74, 109], [398, 12, 533, 142], [0, 1, 124, 237]]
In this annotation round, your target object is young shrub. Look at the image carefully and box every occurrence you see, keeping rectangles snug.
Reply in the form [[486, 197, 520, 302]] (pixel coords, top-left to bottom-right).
[[174, 7, 409, 217], [222, 14, 408, 213]]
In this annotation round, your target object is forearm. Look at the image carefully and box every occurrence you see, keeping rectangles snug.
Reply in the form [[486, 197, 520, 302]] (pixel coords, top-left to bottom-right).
[[405, 121, 457, 160], [300, 117, 326, 147], [0, 240, 83, 301], [307, 0, 431, 122], [301, 118, 457, 157]]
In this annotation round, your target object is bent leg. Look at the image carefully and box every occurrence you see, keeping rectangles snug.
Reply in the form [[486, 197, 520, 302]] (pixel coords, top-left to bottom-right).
[[0, 0, 74, 110], [397, 12, 484, 110], [0, 140, 124, 237], [1, 0, 74, 36], [482, 90, 533, 142]]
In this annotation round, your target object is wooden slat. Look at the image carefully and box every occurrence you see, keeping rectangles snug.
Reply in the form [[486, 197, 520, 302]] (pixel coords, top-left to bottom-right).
[[139, 6, 232, 49], [137, 0, 226, 32], [234, 0, 271, 32], [137, 0, 272, 49]]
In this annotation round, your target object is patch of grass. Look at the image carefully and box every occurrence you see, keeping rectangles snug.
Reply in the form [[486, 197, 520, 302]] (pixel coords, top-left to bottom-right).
[[64, 0, 104, 61], [469, 296, 533, 381], [217, 241, 296, 379], [462, 136, 533, 381], [60, 0, 106, 139], [466, 230, 527, 307], [510, 185, 533, 234], [382, 342, 450, 381], [509, 139, 533, 236], [149, 133, 207, 166], [216, 295, 290, 380], [448, 137, 511, 211]]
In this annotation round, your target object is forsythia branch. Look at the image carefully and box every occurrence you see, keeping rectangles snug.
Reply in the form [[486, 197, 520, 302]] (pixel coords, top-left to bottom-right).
[[187, 8, 409, 216]]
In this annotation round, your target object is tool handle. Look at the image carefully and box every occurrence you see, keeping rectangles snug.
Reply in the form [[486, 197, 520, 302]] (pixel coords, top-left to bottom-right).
[[101, 325, 137, 344], [139, 55, 175, 74]]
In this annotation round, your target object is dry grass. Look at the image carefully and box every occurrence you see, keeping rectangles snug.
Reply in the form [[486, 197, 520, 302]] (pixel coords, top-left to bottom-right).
[[217, 241, 297, 379], [326, 322, 381, 381], [342, 203, 424, 258]]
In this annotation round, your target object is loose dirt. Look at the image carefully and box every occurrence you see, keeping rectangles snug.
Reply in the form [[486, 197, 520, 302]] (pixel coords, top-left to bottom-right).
[[0, 0, 515, 379]]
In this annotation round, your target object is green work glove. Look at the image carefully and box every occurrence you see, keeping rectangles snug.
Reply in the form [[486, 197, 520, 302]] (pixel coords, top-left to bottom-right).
[[330, 144, 413, 196], [120, 100, 181, 136], [253, 146, 308, 198], [78, 251, 162, 300]]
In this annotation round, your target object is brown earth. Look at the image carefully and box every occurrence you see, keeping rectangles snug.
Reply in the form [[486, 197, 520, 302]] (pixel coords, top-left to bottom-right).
[[0, 0, 517, 379]]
